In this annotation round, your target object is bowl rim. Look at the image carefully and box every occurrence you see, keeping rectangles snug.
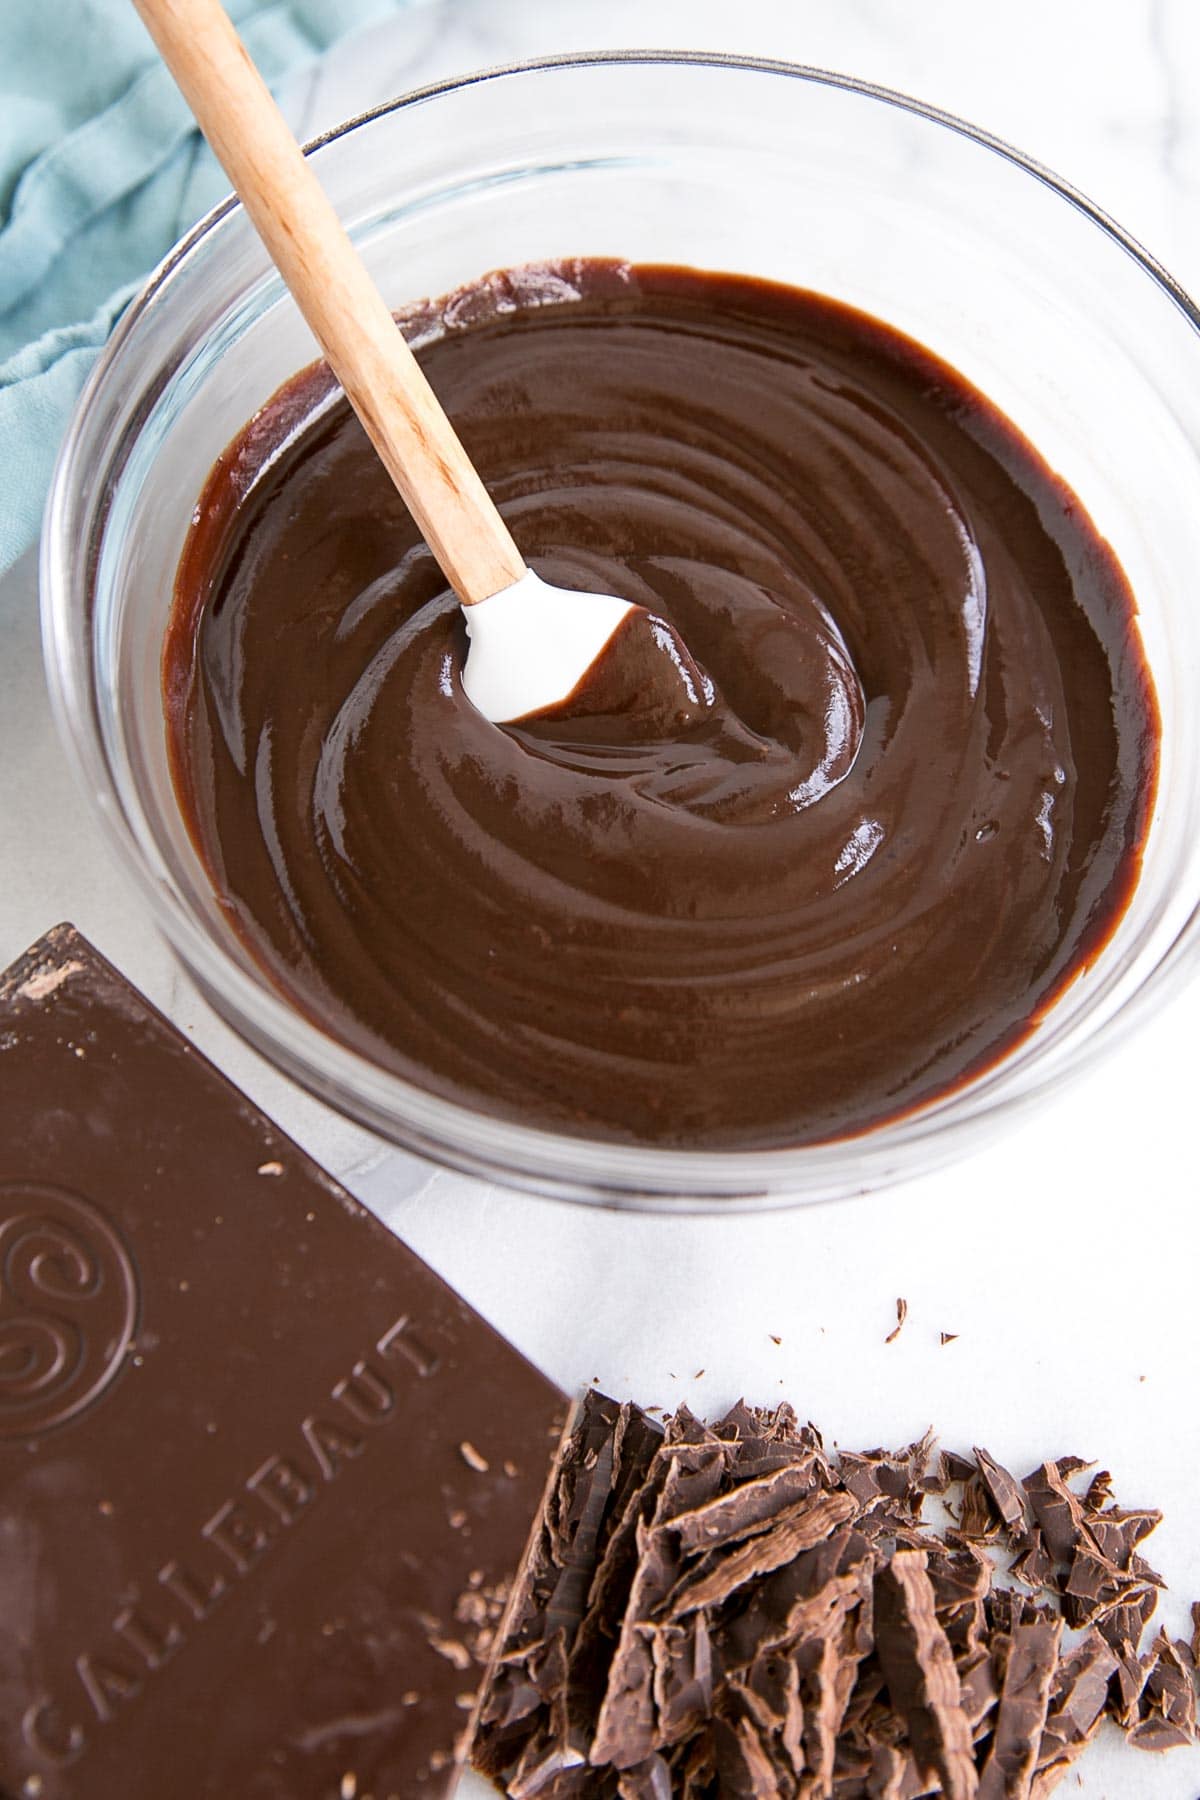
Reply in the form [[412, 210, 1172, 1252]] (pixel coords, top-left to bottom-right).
[[40, 50, 1200, 1211]]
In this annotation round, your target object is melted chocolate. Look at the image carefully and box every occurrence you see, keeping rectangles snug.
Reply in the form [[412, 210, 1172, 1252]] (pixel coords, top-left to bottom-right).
[[164, 261, 1158, 1149]]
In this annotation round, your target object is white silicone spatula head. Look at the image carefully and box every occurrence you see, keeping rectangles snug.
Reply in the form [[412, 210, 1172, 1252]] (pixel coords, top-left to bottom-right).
[[132, 0, 655, 724], [460, 572, 637, 723]]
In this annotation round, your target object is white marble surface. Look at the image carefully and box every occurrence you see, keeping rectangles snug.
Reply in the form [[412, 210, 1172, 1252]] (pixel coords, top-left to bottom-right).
[[3, 3, 1200, 1794]]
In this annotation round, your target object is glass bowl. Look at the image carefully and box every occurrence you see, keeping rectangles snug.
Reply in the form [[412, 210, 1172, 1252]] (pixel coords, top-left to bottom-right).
[[41, 54, 1200, 1210]]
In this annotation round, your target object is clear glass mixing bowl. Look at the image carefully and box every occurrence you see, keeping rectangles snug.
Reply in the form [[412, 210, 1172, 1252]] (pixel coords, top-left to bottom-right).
[[41, 54, 1200, 1210]]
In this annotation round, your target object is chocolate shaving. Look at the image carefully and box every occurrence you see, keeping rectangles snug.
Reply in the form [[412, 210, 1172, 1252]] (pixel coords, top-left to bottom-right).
[[840, 1432, 935, 1514], [1128, 1630, 1197, 1752], [1084, 1469, 1114, 1510], [1035, 1628, 1117, 1777], [712, 1713, 782, 1798], [1009, 1530, 1057, 1596], [958, 1472, 1003, 1544], [651, 1613, 713, 1747], [974, 1449, 1034, 1541], [670, 1459, 821, 1556], [873, 1549, 978, 1798], [474, 1407, 1200, 1798], [1022, 1462, 1091, 1567], [666, 1490, 859, 1621], [885, 1299, 908, 1345], [617, 1753, 672, 1799], [976, 1617, 1061, 1798], [926, 1450, 977, 1497], [1086, 1504, 1162, 1568]]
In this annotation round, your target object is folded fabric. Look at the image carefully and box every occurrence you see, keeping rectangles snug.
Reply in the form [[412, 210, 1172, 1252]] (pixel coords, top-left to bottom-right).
[[0, 0, 405, 575]]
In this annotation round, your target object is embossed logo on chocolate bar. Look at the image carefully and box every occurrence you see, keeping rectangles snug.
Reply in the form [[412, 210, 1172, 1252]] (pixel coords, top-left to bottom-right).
[[0, 1183, 139, 1440], [20, 1315, 444, 1772]]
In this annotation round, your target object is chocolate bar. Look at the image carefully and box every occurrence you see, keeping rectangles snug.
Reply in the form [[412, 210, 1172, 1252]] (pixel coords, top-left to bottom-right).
[[0, 926, 564, 1799]]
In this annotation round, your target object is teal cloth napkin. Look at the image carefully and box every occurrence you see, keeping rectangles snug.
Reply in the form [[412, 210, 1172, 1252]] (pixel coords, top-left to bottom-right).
[[0, 0, 404, 574]]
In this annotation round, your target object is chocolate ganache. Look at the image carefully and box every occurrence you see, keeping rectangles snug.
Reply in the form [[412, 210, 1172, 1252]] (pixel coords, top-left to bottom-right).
[[164, 260, 1159, 1149]]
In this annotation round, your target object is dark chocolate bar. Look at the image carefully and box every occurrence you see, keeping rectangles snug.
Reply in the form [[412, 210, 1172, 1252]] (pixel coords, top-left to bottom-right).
[[0, 926, 564, 1799]]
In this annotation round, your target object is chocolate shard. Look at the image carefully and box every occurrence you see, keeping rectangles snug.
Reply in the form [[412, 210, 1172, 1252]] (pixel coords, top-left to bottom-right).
[[665, 1490, 860, 1622], [544, 1393, 625, 1645], [1062, 1540, 1159, 1631], [958, 1473, 1003, 1543], [476, 1397, 640, 1780], [589, 1437, 730, 1769], [973, 1449, 1034, 1542], [873, 1549, 979, 1798], [569, 1407, 665, 1656], [712, 1712, 791, 1799], [976, 1617, 1062, 1798], [840, 1432, 935, 1515], [1107, 1636, 1153, 1731], [717, 1528, 873, 1674], [939, 1452, 980, 1489], [987, 1589, 1054, 1639], [742, 1647, 805, 1779], [1127, 1630, 1197, 1752], [713, 1401, 833, 1483], [1029, 1629, 1118, 1794], [1094, 1564, 1160, 1653], [616, 1752, 673, 1798], [1008, 1530, 1056, 1596], [864, 1741, 929, 1798], [669, 1458, 821, 1556], [926, 1542, 991, 1643], [959, 1647, 1001, 1738], [506, 1732, 594, 1799], [1084, 1505, 1162, 1569], [588, 1586, 665, 1765], [0, 927, 564, 1800], [650, 1612, 713, 1747], [797, 1598, 872, 1791], [675, 1725, 718, 1797], [1022, 1462, 1093, 1567], [1083, 1470, 1114, 1511]]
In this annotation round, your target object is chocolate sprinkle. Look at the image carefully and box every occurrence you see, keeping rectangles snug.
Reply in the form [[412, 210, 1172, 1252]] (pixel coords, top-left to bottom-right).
[[474, 1404, 1200, 1796]]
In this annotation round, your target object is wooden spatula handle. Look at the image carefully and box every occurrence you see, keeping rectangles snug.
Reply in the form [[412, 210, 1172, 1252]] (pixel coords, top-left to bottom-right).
[[132, 0, 526, 605]]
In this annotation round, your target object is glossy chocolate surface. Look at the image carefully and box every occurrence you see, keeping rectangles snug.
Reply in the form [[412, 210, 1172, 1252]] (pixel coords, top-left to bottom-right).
[[165, 262, 1158, 1148], [0, 926, 563, 1798]]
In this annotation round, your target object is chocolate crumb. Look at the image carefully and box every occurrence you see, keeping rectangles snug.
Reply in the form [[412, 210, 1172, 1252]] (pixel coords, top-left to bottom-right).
[[941, 1332, 959, 1346], [769, 1335, 781, 1346], [885, 1298, 908, 1344]]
